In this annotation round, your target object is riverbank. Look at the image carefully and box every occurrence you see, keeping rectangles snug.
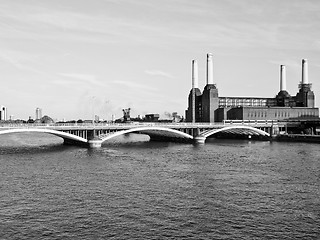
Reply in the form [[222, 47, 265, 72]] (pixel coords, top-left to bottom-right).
[[274, 134, 320, 143]]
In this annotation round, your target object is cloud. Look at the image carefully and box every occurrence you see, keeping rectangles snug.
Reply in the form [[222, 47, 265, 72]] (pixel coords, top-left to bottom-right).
[[144, 70, 175, 79], [111, 80, 157, 91], [57, 73, 105, 87], [0, 49, 57, 80]]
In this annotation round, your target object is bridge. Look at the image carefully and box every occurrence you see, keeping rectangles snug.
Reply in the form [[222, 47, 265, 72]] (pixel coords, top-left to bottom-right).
[[0, 121, 283, 148]]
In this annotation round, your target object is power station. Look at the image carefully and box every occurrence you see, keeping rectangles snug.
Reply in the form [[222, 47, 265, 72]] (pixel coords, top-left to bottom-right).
[[186, 54, 319, 122]]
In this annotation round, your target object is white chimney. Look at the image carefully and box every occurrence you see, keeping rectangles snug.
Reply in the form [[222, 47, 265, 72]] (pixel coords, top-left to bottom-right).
[[192, 60, 199, 89], [206, 53, 214, 85], [280, 65, 286, 91], [302, 59, 308, 84]]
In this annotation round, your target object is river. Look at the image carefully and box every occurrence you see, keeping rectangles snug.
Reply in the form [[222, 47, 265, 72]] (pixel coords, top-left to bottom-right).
[[0, 133, 319, 239]]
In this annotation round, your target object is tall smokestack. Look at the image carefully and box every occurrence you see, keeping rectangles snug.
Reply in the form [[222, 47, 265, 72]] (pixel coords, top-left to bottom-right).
[[192, 60, 198, 89], [191, 60, 198, 123], [302, 59, 308, 84], [280, 65, 286, 91], [206, 53, 214, 85]]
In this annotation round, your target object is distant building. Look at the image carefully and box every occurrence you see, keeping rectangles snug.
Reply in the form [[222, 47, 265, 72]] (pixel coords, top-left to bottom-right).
[[145, 114, 160, 122], [186, 55, 319, 122], [27, 116, 34, 123], [172, 112, 182, 122], [0, 106, 7, 121], [40, 115, 54, 124], [122, 108, 131, 122], [35, 108, 42, 120]]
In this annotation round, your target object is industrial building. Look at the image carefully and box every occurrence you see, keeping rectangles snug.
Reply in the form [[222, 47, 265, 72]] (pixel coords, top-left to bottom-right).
[[186, 54, 319, 122]]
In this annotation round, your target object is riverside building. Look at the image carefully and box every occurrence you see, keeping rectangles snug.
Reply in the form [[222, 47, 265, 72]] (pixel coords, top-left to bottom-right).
[[186, 55, 319, 122], [0, 105, 7, 121]]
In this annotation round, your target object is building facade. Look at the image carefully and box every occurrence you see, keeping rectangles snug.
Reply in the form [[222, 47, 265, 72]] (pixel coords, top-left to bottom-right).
[[186, 55, 319, 122], [35, 107, 42, 120], [0, 105, 7, 121]]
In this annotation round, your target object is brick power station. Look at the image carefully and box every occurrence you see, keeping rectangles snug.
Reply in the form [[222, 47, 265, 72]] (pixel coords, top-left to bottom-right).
[[186, 54, 319, 123]]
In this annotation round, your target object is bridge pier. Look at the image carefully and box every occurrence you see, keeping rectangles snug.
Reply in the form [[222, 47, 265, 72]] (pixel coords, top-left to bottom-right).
[[88, 139, 102, 148], [194, 136, 206, 144], [86, 129, 103, 148]]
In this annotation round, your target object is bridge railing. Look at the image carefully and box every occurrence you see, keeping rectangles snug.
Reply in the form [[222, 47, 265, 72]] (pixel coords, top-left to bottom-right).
[[0, 120, 282, 129], [222, 119, 279, 125], [0, 122, 224, 128]]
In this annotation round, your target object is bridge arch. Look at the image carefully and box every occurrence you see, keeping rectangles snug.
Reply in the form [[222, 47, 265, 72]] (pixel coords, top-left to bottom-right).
[[100, 126, 193, 143], [0, 128, 88, 144], [200, 125, 270, 138]]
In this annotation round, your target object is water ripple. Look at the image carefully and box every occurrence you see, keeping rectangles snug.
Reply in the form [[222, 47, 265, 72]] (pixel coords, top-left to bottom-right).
[[0, 136, 319, 239]]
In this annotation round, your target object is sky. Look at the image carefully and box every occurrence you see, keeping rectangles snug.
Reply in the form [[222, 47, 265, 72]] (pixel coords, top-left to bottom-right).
[[1, 0, 320, 121]]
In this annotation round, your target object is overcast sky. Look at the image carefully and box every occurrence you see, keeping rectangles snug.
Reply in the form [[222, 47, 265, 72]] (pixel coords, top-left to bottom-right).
[[1, 0, 320, 120]]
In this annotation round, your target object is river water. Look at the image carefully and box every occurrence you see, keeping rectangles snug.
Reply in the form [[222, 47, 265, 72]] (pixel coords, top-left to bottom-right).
[[0, 133, 319, 239]]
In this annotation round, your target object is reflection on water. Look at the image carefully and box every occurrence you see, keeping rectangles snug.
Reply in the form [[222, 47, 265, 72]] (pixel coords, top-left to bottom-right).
[[0, 133, 65, 155], [102, 133, 151, 145], [0, 133, 319, 239]]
